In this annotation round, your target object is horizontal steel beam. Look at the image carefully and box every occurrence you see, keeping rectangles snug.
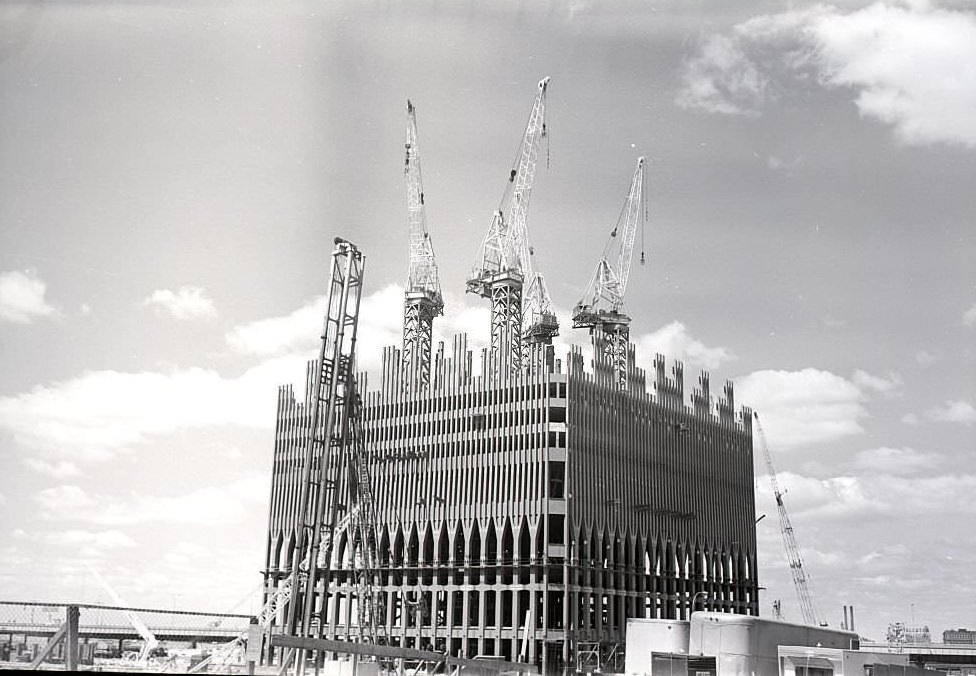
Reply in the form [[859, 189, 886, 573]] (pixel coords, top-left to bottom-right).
[[271, 634, 538, 674]]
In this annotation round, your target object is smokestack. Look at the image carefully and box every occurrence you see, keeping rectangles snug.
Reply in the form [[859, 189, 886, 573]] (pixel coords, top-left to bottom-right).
[[851, 606, 856, 633], [844, 606, 849, 631]]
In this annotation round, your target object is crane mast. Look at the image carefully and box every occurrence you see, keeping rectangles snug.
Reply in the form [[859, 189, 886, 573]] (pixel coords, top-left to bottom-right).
[[753, 412, 824, 627], [572, 156, 646, 387], [403, 100, 444, 392], [467, 77, 551, 379]]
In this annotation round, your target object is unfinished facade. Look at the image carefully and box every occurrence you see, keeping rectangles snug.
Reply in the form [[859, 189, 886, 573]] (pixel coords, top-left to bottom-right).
[[263, 332, 758, 674]]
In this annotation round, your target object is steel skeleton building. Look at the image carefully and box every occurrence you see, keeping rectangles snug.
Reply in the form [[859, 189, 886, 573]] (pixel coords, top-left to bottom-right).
[[262, 331, 758, 674]]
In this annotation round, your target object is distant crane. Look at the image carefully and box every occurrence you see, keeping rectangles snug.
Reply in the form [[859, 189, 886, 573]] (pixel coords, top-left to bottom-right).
[[467, 77, 554, 379], [753, 412, 825, 626], [85, 565, 160, 665], [402, 100, 444, 392], [572, 156, 647, 387]]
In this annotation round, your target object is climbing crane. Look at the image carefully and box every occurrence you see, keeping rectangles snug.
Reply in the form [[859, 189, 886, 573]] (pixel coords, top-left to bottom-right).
[[467, 77, 554, 379], [280, 238, 373, 676], [753, 412, 825, 627], [572, 156, 647, 387], [402, 100, 444, 392]]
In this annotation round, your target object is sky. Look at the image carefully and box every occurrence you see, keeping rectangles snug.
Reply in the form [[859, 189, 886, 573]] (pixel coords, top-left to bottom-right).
[[0, 0, 974, 642]]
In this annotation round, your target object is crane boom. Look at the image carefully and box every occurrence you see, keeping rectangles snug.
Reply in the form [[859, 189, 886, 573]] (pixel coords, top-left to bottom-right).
[[403, 100, 443, 391], [753, 412, 824, 626], [572, 157, 646, 387], [467, 77, 551, 378]]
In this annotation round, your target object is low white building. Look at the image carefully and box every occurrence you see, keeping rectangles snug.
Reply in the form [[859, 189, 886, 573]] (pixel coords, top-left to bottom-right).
[[625, 613, 859, 676]]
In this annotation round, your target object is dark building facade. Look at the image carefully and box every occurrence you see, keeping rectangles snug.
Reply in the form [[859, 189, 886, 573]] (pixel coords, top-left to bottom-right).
[[263, 335, 759, 674], [945, 629, 976, 645]]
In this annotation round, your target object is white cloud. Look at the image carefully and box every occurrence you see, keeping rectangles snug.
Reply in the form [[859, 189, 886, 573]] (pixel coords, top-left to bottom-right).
[[677, 2, 976, 147], [676, 32, 770, 116], [925, 399, 976, 425], [142, 286, 217, 320], [35, 474, 270, 526], [915, 350, 938, 366], [737, 368, 866, 449], [851, 446, 942, 475], [80, 303, 92, 316], [852, 369, 902, 397], [24, 458, 83, 478], [0, 270, 58, 323], [0, 358, 302, 461], [226, 284, 405, 371], [634, 321, 735, 371], [964, 303, 976, 327], [757, 469, 976, 520], [17, 528, 137, 551]]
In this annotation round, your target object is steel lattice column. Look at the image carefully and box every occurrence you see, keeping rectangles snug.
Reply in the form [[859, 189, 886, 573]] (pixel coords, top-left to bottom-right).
[[403, 293, 436, 391], [600, 324, 630, 388], [489, 275, 523, 380]]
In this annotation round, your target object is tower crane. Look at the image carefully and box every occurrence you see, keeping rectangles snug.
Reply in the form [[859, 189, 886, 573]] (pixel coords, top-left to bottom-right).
[[402, 100, 444, 392], [572, 156, 647, 387], [467, 77, 554, 379], [753, 412, 825, 627]]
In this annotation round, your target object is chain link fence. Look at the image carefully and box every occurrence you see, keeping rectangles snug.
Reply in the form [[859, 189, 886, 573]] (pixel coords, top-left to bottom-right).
[[0, 600, 254, 672]]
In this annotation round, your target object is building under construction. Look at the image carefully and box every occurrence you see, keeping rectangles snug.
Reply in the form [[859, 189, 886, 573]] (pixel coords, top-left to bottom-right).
[[261, 79, 759, 675]]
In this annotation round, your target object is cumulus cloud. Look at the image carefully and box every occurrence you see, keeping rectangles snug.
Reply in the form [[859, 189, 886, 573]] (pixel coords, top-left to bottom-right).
[[14, 528, 137, 553], [142, 286, 217, 320], [915, 350, 938, 366], [925, 399, 976, 424], [852, 369, 902, 397], [677, 2, 976, 148], [634, 321, 735, 371], [851, 446, 942, 475], [0, 270, 58, 323], [227, 284, 731, 399], [756, 469, 976, 520], [964, 303, 976, 327], [226, 284, 406, 373], [737, 368, 866, 449], [0, 357, 303, 461], [35, 474, 269, 526], [24, 458, 83, 478]]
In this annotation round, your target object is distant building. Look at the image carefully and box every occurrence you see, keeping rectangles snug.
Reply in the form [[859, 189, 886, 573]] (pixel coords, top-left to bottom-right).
[[887, 623, 931, 645], [945, 629, 976, 645], [778, 646, 941, 676]]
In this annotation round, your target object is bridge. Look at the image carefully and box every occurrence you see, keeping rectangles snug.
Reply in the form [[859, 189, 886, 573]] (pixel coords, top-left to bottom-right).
[[860, 641, 976, 672], [0, 600, 251, 652]]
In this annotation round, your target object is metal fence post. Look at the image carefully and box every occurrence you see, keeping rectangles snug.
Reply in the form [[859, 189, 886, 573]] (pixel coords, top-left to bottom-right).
[[65, 605, 79, 671]]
